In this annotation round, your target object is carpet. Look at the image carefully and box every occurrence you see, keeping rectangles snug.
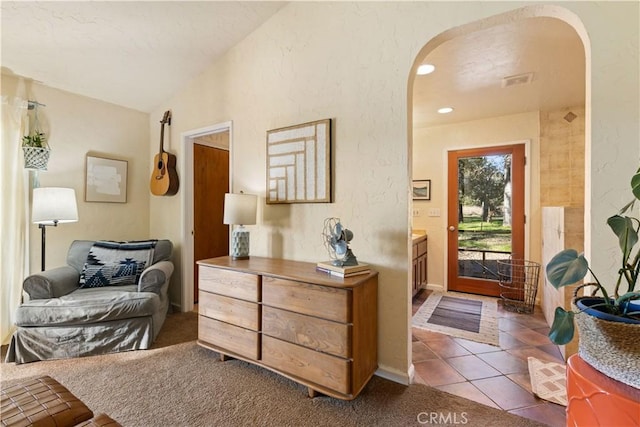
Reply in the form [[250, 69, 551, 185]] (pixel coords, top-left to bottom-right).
[[1, 312, 544, 427], [527, 357, 567, 406], [412, 291, 499, 346]]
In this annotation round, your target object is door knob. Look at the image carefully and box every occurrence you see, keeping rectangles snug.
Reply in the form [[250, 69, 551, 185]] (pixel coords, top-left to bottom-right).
[[448, 226, 456, 231]]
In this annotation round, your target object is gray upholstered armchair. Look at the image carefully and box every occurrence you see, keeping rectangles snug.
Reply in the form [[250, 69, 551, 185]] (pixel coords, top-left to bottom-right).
[[6, 239, 174, 364]]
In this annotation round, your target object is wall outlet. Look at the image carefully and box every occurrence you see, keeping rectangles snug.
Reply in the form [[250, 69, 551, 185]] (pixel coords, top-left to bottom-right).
[[412, 209, 420, 217], [428, 208, 441, 217]]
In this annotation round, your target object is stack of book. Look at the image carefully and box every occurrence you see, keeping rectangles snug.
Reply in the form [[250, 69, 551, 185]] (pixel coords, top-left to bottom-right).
[[316, 261, 371, 278]]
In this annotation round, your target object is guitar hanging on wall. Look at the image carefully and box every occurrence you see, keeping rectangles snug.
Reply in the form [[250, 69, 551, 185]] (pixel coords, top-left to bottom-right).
[[150, 110, 179, 196]]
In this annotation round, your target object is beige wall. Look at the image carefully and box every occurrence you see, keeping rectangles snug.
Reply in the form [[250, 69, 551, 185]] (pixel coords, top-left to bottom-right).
[[540, 106, 585, 207], [3, 1, 634, 382], [147, 2, 638, 380], [1, 74, 151, 272], [413, 111, 541, 289]]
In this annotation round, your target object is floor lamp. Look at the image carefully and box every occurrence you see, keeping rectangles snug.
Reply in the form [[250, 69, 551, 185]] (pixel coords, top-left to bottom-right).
[[223, 192, 257, 260], [32, 187, 79, 271]]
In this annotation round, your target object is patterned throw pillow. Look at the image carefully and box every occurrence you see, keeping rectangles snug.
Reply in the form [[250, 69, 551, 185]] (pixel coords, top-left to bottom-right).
[[79, 240, 157, 288]]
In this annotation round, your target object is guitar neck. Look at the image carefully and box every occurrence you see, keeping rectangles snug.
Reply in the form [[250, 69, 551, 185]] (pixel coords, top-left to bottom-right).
[[157, 110, 171, 154]]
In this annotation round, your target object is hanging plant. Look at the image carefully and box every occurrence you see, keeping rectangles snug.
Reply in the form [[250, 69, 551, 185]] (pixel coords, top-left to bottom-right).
[[22, 104, 51, 170]]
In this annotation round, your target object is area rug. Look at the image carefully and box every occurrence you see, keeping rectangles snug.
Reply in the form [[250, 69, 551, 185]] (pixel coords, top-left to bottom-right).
[[527, 357, 567, 406], [412, 291, 499, 346]]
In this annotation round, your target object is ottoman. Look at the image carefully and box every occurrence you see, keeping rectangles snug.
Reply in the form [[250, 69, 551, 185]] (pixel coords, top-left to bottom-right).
[[1, 376, 93, 427]]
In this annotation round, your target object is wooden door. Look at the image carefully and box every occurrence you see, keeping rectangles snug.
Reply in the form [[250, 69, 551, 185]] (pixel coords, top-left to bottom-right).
[[447, 144, 525, 296], [193, 142, 229, 302]]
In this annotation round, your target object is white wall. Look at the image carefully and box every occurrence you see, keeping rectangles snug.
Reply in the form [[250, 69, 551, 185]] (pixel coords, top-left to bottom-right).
[[1, 74, 151, 272], [413, 111, 541, 289], [146, 1, 638, 380]]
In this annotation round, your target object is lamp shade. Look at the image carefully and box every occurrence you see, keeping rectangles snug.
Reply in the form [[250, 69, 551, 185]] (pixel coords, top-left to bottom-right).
[[223, 193, 257, 226], [32, 187, 79, 225]]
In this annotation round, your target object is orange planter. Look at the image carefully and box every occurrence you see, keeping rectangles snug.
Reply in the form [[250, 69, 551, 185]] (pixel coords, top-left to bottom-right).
[[566, 354, 640, 426]]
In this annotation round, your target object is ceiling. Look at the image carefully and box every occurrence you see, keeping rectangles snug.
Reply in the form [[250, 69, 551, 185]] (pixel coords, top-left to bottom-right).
[[2, 3, 585, 122], [1, 1, 287, 112], [414, 17, 585, 127]]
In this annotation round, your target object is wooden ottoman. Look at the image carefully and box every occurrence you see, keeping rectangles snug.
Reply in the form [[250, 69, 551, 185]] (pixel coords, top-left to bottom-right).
[[1, 376, 93, 427]]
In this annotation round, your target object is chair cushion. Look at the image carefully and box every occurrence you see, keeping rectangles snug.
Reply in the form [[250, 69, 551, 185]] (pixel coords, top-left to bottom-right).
[[15, 286, 160, 327], [79, 240, 157, 288]]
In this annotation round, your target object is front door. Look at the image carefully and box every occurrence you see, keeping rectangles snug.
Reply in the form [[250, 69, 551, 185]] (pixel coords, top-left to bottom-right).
[[447, 144, 525, 296], [193, 141, 229, 303]]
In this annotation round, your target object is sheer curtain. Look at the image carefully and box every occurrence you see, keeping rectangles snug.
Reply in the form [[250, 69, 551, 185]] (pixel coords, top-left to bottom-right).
[[1, 95, 30, 345]]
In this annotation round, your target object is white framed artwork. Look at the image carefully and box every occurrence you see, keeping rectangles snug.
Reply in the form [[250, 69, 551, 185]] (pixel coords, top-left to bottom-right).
[[85, 155, 128, 203], [266, 119, 332, 204]]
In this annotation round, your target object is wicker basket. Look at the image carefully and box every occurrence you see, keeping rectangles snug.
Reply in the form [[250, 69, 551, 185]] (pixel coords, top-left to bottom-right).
[[575, 308, 640, 389], [23, 146, 51, 170]]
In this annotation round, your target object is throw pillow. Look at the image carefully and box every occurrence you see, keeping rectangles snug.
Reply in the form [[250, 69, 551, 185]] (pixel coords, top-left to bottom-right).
[[79, 240, 157, 288]]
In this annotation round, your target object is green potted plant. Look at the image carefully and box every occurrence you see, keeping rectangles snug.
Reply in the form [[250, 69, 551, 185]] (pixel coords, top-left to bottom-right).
[[546, 166, 640, 388], [22, 131, 50, 170]]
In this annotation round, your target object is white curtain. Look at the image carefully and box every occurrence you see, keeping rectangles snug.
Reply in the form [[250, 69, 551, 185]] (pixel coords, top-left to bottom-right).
[[1, 95, 30, 345]]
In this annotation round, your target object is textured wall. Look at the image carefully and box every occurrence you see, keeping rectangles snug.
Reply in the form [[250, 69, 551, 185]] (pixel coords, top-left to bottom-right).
[[148, 2, 639, 380]]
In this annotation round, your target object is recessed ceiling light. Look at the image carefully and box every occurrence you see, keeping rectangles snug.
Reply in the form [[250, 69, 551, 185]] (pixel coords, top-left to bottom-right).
[[417, 64, 435, 75], [437, 107, 454, 114]]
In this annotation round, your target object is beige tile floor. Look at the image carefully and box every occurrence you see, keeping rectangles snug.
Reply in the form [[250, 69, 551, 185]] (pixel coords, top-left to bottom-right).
[[412, 290, 567, 427]]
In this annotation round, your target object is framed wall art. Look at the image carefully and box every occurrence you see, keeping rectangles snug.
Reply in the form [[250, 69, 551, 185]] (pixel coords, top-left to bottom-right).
[[85, 155, 128, 203], [266, 118, 332, 204], [412, 179, 431, 200]]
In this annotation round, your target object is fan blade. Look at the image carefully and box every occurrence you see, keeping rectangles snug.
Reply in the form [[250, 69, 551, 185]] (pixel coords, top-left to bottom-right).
[[335, 241, 347, 256]]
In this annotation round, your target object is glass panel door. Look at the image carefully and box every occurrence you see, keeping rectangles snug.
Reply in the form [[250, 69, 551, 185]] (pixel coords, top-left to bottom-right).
[[447, 144, 525, 296]]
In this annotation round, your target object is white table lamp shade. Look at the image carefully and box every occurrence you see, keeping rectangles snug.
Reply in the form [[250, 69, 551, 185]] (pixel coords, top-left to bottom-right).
[[223, 193, 257, 225], [32, 187, 79, 225]]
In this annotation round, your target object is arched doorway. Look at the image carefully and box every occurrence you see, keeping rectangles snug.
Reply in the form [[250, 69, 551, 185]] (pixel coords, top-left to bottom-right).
[[406, 4, 590, 385]]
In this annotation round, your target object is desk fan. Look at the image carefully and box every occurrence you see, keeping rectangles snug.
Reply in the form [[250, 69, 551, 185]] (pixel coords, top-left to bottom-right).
[[322, 217, 358, 266]]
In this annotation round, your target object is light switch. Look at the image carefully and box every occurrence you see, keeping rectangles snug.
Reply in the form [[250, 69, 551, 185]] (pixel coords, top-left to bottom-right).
[[412, 209, 420, 217], [428, 208, 441, 217]]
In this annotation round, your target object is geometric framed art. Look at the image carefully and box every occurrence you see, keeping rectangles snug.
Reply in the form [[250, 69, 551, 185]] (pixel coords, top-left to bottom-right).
[[85, 154, 128, 203], [266, 118, 332, 204]]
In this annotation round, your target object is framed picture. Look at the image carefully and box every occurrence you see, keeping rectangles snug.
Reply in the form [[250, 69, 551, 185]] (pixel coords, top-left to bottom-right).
[[412, 179, 431, 200], [85, 155, 128, 203], [266, 118, 332, 204]]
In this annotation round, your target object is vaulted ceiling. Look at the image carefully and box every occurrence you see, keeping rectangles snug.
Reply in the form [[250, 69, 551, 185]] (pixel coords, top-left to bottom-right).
[[2, 3, 585, 123]]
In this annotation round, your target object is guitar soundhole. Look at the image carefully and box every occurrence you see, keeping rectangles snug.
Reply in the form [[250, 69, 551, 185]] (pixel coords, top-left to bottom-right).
[[157, 161, 164, 169]]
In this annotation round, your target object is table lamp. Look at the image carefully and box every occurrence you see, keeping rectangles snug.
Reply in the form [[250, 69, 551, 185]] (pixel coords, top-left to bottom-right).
[[32, 187, 79, 270], [223, 192, 257, 260]]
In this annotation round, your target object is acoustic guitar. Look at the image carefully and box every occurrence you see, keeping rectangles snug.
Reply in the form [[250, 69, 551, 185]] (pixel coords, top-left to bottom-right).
[[150, 110, 179, 196]]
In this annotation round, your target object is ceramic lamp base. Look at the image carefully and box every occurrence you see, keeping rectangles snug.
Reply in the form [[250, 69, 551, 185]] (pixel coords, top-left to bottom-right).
[[231, 227, 250, 260]]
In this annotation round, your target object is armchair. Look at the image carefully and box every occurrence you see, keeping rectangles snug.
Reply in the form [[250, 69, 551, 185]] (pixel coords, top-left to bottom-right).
[[5, 239, 174, 364]]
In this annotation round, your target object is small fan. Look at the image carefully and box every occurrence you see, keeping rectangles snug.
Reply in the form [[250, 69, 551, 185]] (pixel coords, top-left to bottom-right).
[[322, 217, 358, 266]]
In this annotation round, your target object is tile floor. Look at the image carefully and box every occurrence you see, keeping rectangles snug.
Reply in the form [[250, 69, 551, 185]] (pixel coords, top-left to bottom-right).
[[412, 290, 567, 427]]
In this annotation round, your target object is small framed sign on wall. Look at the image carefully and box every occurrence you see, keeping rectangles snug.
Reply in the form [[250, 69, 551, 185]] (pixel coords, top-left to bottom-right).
[[85, 155, 128, 203], [412, 179, 431, 200]]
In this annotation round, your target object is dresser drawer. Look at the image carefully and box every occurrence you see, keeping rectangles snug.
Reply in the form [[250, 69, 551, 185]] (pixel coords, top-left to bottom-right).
[[262, 277, 350, 323], [199, 291, 260, 331], [199, 315, 260, 360], [262, 336, 350, 395], [199, 266, 260, 302], [262, 306, 350, 358]]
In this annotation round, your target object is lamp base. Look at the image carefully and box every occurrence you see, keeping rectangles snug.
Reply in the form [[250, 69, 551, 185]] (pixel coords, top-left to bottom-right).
[[231, 227, 250, 260]]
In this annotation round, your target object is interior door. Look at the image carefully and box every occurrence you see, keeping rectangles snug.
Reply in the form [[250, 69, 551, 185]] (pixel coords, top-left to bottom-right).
[[193, 141, 229, 303], [447, 144, 525, 296]]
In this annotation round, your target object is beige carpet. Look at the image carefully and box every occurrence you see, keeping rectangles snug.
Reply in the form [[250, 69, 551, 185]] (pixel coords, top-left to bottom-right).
[[1, 312, 544, 427], [527, 357, 567, 406], [412, 291, 499, 346]]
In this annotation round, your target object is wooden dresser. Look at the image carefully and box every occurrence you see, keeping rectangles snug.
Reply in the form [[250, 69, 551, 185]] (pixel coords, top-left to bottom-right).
[[412, 234, 427, 297], [197, 256, 378, 400]]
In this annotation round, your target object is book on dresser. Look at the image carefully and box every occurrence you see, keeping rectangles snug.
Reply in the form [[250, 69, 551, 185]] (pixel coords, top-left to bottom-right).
[[316, 261, 370, 275], [315, 267, 371, 278]]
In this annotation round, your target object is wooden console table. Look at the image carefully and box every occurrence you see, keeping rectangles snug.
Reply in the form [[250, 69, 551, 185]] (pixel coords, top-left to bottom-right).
[[196, 256, 378, 400]]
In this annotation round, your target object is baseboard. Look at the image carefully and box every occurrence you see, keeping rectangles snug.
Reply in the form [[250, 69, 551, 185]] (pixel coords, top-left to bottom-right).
[[426, 283, 444, 292], [375, 364, 412, 385]]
